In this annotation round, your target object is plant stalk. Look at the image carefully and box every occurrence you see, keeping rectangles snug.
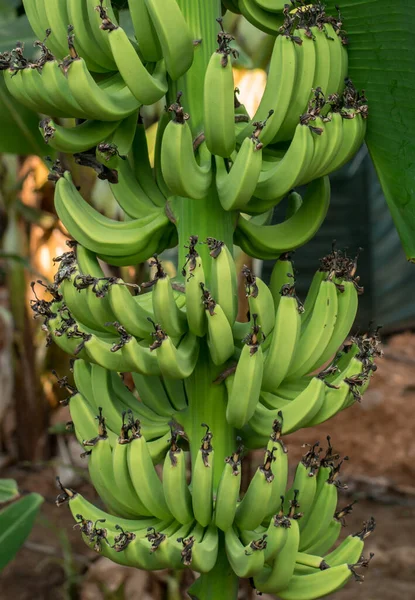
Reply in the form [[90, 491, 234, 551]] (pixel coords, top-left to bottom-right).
[[187, 532, 239, 600]]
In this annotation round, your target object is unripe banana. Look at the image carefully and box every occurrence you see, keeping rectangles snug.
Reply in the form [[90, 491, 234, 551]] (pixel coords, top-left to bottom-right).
[[201, 284, 235, 366], [191, 424, 214, 527], [183, 237, 207, 337], [162, 427, 194, 525], [234, 448, 276, 531], [215, 441, 243, 531], [207, 238, 238, 327], [226, 322, 264, 428], [204, 24, 236, 158]]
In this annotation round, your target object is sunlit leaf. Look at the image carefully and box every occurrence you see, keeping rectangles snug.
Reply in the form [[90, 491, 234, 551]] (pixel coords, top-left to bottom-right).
[[342, 1, 415, 260], [0, 479, 19, 503]]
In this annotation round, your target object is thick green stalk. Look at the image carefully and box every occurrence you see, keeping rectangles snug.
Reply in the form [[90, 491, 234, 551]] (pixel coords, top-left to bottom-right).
[[187, 532, 239, 600], [181, 342, 235, 490], [173, 184, 235, 278], [167, 4, 238, 599]]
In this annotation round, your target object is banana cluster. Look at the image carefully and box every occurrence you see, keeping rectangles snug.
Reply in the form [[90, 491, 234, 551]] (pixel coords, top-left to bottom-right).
[[55, 429, 375, 598], [1, 1, 368, 268], [32, 240, 380, 444], [13, 0, 378, 595]]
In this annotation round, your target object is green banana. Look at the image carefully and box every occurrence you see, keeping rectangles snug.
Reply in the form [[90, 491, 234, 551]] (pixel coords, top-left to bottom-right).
[[103, 21, 168, 105], [144, 0, 194, 81], [202, 285, 235, 366], [237, 34, 297, 146], [191, 424, 214, 527], [184, 244, 207, 337], [254, 516, 301, 594], [248, 377, 325, 435], [286, 278, 338, 379], [225, 527, 267, 578], [234, 448, 276, 531], [162, 428, 194, 525], [215, 132, 263, 211], [235, 177, 330, 259], [215, 442, 243, 532], [226, 326, 264, 429], [207, 239, 238, 327], [161, 101, 212, 199], [127, 420, 173, 520], [262, 286, 301, 392], [151, 327, 200, 380], [40, 117, 121, 155], [152, 262, 188, 337], [204, 33, 236, 158], [128, 0, 162, 62]]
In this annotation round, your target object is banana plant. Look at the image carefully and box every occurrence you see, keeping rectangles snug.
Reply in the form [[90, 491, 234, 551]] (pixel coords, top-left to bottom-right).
[[2, 0, 401, 598]]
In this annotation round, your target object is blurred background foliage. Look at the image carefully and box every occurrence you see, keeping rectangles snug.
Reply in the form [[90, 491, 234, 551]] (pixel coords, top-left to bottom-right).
[[0, 2, 415, 600]]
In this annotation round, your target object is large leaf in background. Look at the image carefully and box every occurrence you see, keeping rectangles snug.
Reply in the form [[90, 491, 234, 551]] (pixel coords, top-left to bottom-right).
[[0, 14, 36, 55], [0, 493, 44, 571], [0, 12, 47, 156], [341, 1, 415, 260], [0, 78, 47, 156]]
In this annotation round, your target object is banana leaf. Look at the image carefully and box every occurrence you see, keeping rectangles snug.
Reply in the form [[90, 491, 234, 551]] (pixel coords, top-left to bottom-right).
[[0, 493, 44, 571], [341, 1, 415, 260]]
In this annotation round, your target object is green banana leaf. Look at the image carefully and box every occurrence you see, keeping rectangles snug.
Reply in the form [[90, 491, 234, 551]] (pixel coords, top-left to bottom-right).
[[0, 479, 19, 503], [0, 78, 47, 156], [0, 493, 44, 571], [341, 1, 415, 261]]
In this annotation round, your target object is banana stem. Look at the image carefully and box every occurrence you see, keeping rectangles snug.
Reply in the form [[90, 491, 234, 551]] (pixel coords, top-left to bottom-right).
[[182, 342, 235, 490], [187, 532, 239, 600], [173, 183, 235, 278]]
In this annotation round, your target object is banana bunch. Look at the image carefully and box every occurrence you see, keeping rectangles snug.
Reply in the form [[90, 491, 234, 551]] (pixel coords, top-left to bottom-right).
[[55, 421, 375, 598], [33, 239, 381, 442], [16, 0, 380, 596]]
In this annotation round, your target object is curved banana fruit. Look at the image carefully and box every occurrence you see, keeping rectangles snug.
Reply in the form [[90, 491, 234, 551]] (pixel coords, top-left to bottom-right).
[[225, 527, 267, 578], [207, 239, 238, 327], [201, 285, 235, 366], [144, 0, 194, 81], [235, 177, 331, 259], [237, 35, 297, 146], [184, 246, 207, 337], [254, 517, 300, 594], [226, 328, 264, 429], [162, 429, 194, 525], [216, 132, 263, 211], [287, 278, 338, 379], [128, 0, 162, 62], [215, 442, 243, 532], [65, 57, 140, 121], [152, 264, 188, 338], [40, 117, 121, 155], [102, 21, 168, 105], [127, 422, 173, 520], [161, 101, 212, 199], [262, 287, 301, 392], [152, 328, 200, 380], [249, 377, 325, 435], [54, 173, 170, 262], [191, 424, 214, 527], [204, 32, 236, 158], [234, 449, 275, 531]]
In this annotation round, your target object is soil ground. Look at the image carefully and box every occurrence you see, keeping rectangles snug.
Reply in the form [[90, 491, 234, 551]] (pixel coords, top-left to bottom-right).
[[1, 332, 415, 600]]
